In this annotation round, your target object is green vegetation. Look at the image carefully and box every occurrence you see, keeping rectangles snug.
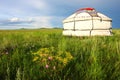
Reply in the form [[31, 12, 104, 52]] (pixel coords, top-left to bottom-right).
[[0, 28, 120, 80]]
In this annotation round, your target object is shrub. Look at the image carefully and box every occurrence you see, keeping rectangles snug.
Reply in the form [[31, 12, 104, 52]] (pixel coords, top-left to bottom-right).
[[32, 47, 73, 79]]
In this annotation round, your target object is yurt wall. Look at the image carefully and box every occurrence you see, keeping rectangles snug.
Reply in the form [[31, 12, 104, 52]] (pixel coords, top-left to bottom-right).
[[63, 8, 112, 36]]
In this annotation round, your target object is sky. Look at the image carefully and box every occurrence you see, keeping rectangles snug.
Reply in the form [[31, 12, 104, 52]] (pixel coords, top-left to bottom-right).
[[0, 0, 120, 29]]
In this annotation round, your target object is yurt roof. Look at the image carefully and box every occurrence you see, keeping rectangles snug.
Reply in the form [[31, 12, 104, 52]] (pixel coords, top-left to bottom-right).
[[63, 7, 112, 23]]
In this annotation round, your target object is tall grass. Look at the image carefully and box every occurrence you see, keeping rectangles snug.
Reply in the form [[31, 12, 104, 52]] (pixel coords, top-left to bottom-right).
[[0, 29, 120, 80]]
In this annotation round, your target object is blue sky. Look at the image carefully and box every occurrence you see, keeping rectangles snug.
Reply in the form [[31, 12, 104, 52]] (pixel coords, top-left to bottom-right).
[[0, 0, 120, 29]]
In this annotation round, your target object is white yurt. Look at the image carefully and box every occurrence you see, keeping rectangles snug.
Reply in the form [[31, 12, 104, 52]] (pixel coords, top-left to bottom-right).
[[63, 7, 112, 36]]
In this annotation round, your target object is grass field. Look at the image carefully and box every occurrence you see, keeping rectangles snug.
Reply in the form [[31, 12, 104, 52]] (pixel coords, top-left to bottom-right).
[[0, 28, 120, 80]]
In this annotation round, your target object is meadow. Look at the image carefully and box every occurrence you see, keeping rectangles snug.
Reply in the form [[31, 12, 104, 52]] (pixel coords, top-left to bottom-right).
[[0, 28, 120, 80]]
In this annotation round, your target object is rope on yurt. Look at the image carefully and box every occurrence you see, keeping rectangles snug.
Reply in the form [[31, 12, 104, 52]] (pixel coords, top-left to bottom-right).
[[73, 13, 79, 31], [90, 16, 94, 36]]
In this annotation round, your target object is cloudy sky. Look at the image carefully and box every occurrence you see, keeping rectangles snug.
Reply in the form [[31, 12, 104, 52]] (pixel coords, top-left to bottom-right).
[[0, 0, 120, 29]]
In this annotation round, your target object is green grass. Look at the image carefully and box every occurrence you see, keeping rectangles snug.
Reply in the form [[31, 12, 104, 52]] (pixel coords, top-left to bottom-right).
[[0, 28, 120, 80]]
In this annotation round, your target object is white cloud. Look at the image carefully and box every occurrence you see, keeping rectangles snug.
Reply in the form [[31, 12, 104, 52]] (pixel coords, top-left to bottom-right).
[[0, 17, 33, 26], [30, 16, 52, 28], [10, 18, 20, 22], [26, 0, 48, 10], [23, 0, 49, 10]]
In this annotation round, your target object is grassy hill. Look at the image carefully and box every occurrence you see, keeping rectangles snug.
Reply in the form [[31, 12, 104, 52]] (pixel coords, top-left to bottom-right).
[[0, 29, 120, 80]]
